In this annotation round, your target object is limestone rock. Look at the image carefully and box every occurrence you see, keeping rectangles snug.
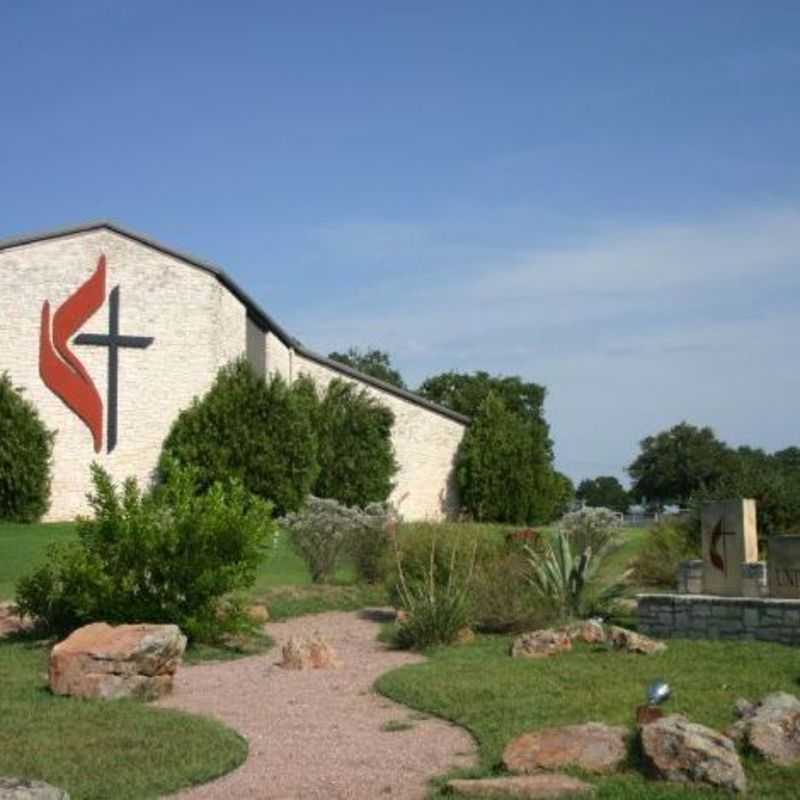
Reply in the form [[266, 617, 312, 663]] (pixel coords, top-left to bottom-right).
[[0, 603, 33, 639], [607, 625, 666, 655], [503, 722, 627, 774], [454, 626, 476, 645], [447, 775, 595, 798], [726, 692, 800, 766], [641, 714, 746, 794], [49, 622, 186, 701], [511, 629, 572, 659], [279, 634, 340, 670], [0, 777, 69, 799], [247, 604, 270, 624], [560, 619, 606, 644]]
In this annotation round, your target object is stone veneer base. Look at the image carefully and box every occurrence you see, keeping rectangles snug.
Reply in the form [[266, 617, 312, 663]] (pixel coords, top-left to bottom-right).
[[638, 593, 800, 646]]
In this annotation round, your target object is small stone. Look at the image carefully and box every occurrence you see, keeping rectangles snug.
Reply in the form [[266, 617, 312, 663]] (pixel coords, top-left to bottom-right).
[[447, 775, 595, 798], [0, 603, 33, 639], [247, 604, 270, 624], [607, 625, 666, 655], [511, 629, 572, 659], [454, 627, 475, 645], [503, 722, 627, 774], [559, 620, 606, 644], [0, 777, 70, 799], [641, 714, 746, 793], [49, 622, 186, 701], [279, 634, 340, 670]]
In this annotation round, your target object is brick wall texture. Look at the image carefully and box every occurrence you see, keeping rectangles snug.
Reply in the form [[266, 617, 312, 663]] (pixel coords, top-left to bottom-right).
[[0, 228, 465, 520]]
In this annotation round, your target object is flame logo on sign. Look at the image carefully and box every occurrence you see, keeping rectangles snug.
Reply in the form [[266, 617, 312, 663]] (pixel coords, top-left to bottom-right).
[[39, 257, 106, 452]]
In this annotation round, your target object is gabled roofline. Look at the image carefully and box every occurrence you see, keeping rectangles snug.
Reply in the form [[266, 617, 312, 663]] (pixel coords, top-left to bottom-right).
[[0, 220, 470, 426]]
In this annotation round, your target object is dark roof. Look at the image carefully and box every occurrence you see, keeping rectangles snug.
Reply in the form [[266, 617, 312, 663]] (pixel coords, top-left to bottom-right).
[[0, 220, 470, 425]]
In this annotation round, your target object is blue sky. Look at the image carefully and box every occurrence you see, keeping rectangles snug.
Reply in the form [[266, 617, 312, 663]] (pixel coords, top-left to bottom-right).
[[2, 1, 799, 484]]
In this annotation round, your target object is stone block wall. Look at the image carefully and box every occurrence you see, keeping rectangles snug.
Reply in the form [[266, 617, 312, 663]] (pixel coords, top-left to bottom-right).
[[638, 593, 800, 646]]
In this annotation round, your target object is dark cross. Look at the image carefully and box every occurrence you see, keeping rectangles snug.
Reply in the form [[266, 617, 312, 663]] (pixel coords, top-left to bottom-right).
[[74, 286, 154, 453]]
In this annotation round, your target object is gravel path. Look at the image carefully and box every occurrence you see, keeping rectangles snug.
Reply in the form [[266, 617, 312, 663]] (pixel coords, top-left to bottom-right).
[[159, 609, 476, 800]]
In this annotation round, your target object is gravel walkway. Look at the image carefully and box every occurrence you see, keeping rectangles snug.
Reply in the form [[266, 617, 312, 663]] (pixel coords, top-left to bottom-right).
[[159, 609, 476, 800]]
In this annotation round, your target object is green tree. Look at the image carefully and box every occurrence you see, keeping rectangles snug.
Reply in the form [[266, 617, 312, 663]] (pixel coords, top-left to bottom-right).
[[628, 422, 733, 505], [312, 378, 398, 507], [160, 359, 318, 515], [0, 372, 54, 522], [328, 347, 406, 389], [418, 370, 547, 430], [576, 475, 630, 513], [457, 392, 553, 524]]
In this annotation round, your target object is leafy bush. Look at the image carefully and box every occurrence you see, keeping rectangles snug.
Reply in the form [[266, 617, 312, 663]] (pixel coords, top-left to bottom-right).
[[281, 495, 391, 583], [160, 359, 318, 516], [456, 392, 554, 524], [16, 460, 274, 641], [392, 524, 478, 649], [311, 378, 398, 507], [348, 502, 395, 583], [524, 530, 625, 622], [557, 507, 623, 556], [0, 372, 54, 522], [631, 519, 700, 588]]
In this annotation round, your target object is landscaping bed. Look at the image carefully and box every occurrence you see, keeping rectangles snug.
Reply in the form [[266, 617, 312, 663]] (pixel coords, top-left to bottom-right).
[[377, 634, 800, 798]]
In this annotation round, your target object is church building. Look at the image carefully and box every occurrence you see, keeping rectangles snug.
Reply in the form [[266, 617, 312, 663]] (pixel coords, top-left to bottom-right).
[[0, 222, 468, 521]]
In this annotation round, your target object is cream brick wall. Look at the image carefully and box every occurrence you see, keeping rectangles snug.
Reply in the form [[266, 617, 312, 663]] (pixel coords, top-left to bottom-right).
[[293, 355, 463, 520], [0, 226, 464, 522], [0, 230, 248, 519]]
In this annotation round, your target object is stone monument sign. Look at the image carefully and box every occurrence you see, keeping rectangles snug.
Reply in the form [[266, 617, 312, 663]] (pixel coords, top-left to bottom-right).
[[768, 536, 800, 599], [701, 499, 758, 596]]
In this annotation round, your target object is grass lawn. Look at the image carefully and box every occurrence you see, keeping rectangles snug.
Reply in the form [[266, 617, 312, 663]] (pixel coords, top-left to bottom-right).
[[0, 638, 247, 799], [377, 634, 800, 798]]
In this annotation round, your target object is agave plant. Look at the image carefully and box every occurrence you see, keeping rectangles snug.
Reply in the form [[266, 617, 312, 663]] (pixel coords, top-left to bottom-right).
[[524, 530, 626, 621]]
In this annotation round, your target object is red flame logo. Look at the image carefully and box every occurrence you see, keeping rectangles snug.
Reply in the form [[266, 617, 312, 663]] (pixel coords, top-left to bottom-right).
[[39, 256, 106, 452]]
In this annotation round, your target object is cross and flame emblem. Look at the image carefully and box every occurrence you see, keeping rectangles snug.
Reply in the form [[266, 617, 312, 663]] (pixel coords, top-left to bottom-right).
[[39, 256, 154, 453]]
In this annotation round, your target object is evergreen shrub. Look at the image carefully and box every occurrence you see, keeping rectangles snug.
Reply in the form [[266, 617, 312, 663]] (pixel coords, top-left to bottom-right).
[[312, 378, 398, 507], [456, 392, 553, 524], [159, 359, 318, 516], [16, 460, 274, 640], [0, 371, 54, 522], [631, 518, 699, 588]]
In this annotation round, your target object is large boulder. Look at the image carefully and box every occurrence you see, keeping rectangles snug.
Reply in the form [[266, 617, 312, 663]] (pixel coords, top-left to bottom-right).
[[606, 625, 666, 655], [0, 778, 69, 799], [727, 692, 800, 766], [641, 714, 746, 794], [279, 634, 340, 670], [511, 630, 572, 660], [49, 623, 186, 700], [447, 775, 595, 798], [503, 722, 627, 774]]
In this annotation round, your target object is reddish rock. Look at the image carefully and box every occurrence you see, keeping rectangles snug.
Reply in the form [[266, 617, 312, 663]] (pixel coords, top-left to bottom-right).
[[448, 774, 595, 798], [560, 619, 606, 644], [726, 692, 800, 766], [607, 625, 666, 655], [49, 622, 186, 700], [0, 602, 33, 639], [503, 722, 627, 774], [511, 629, 572, 659], [279, 634, 340, 669], [641, 714, 746, 793]]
